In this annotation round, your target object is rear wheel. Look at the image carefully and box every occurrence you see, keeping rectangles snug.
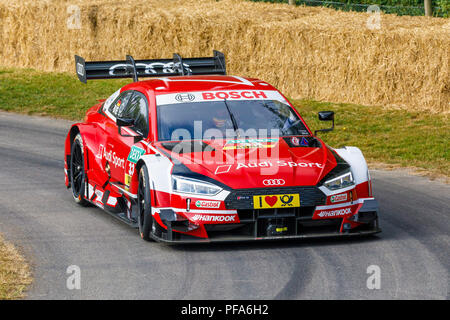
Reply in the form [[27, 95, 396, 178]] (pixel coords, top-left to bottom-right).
[[70, 134, 89, 206], [138, 165, 153, 241]]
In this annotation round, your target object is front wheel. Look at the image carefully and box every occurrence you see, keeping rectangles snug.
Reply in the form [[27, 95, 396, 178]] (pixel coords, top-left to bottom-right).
[[137, 165, 153, 241]]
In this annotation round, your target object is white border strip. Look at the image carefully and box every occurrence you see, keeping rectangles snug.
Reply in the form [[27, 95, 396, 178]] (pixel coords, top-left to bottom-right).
[[315, 197, 374, 210], [110, 182, 138, 199], [156, 90, 287, 106], [153, 207, 237, 215]]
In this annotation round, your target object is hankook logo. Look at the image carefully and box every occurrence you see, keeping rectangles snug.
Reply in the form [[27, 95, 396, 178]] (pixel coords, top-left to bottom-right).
[[263, 179, 285, 186], [175, 93, 195, 102]]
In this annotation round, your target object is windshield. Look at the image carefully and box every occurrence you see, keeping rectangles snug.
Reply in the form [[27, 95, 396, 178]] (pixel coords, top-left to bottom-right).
[[157, 99, 310, 141]]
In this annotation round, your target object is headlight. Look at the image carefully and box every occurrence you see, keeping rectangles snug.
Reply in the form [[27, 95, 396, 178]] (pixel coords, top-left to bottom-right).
[[323, 170, 354, 190], [172, 175, 222, 196]]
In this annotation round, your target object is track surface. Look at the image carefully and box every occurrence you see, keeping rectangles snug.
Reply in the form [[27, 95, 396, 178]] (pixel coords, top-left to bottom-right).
[[0, 111, 448, 300]]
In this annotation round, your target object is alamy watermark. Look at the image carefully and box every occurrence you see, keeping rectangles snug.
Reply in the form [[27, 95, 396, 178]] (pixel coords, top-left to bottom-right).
[[66, 265, 81, 290], [366, 265, 381, 290], [67, 5, 81, 30], [366, 5, 381, 30]]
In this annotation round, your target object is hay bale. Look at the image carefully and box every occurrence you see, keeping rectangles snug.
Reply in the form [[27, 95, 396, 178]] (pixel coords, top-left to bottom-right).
[[0, 0, 448, 112]]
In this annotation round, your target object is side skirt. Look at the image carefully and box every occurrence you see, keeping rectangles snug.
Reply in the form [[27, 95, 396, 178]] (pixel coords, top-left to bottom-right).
[[84, 182, 139, 228]]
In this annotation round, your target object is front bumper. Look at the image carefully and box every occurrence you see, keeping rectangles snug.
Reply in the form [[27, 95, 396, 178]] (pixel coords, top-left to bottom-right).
[[152, 199, 381, 244]]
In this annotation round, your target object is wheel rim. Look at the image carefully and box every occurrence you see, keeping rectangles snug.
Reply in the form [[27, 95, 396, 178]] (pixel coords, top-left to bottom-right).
[[71, 143, 84, 197]]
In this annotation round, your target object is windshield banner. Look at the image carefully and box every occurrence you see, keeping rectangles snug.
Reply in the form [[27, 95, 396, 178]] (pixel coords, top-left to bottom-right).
[[156, 90, 288, 105]]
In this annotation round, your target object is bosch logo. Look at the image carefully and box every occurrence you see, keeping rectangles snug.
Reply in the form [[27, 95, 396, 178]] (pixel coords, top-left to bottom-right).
[[175, 93, 195, 102], [263, 179, 285, 186]]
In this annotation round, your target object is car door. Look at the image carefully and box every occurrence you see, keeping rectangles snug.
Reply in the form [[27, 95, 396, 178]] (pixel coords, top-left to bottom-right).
[[106, 90, 149, 188]]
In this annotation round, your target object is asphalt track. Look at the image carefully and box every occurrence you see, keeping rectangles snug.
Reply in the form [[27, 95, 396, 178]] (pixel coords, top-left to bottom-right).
[[0, 111, 448, 300]]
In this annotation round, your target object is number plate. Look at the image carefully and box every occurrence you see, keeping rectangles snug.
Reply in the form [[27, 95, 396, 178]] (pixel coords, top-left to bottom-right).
[[253, 194, 300, 209]]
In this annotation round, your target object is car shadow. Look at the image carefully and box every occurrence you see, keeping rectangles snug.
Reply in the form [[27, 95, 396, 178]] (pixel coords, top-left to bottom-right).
[[166, 234, 381, 253]]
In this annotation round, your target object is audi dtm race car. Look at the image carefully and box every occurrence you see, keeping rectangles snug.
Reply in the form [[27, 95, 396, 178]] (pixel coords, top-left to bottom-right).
[[64, 51, 380, 243]]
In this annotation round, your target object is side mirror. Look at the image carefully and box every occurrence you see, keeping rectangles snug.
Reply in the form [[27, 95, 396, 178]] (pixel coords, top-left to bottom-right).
[[314, 111, 335, 135], [116, 117, 134, 127], [117, 118, 143, 142]]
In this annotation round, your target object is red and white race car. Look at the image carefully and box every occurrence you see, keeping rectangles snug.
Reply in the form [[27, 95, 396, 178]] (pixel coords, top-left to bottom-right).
[[64, 51, 380, 243]]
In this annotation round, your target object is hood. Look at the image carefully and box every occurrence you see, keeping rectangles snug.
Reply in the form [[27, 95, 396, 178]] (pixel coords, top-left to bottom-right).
[[155, 136, 338, 189]]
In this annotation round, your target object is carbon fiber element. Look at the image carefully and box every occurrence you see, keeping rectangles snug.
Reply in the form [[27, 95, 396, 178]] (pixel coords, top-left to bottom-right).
[[224, 186, 326, 209], [319, 148, 350, 185]]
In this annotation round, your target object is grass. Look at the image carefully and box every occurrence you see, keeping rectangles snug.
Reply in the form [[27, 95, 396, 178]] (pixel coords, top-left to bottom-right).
[[294, 99, 449, 179], [0, 68, 129, 120], [0, 67, 448, 179], [0, 235, 32, 299]]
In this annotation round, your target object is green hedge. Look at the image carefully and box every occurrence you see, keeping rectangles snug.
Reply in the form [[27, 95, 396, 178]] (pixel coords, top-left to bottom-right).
[[249, 0, 449, 17], [437, 0, 450, 16]]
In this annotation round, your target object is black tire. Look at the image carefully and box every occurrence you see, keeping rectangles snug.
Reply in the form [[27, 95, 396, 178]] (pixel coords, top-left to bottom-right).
[[137, 164, 153, 241], [70, 133, 89, 206]]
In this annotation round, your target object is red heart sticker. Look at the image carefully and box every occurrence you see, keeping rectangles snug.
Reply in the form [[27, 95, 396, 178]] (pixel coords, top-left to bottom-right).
[[264, 196, 278, 207]]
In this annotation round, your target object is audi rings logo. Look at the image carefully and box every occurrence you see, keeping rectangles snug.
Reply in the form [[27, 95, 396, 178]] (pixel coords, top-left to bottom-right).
[[175, 93, 195, 102], [263, 179, 285, 186]]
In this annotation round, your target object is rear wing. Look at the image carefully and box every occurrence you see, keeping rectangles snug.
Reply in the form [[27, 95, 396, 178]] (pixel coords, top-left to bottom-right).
[[75, 51, 226, 83]]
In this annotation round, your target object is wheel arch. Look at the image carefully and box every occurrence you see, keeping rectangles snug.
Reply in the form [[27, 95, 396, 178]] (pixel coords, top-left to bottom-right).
[[69, 125, 81, 147], [65, 125, 84, 159], [65, 125, 81, 188], [134, 159, 156, 207], [134, 154, 174, 208], [333, 146, 370, 185], [64, 123, 99, 188], [133, 159, 146, 191]]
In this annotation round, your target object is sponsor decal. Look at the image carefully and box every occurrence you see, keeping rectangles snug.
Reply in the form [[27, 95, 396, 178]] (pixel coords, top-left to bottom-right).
[[156, 90, 288, 105], [236, 160, 323, 169], [262, 179, 285, 186], [253, 194, 300, 209], [285, 136, 310, 148], [124, 174, 132, 190], [202, 91, 267, 100], [214, 160, 323, 174], [127, 162, 135, 176], [330, 193, 347, 203], [301, 137, 309, 146], [195, 200, 221, 209], [97, 144, 125, 169], [226, 138, 278, 145], [223, 138, 278, 150], [223, 143, 275, 150], [127, 146, 145, 164], [215, 164, 232, 175], [109, 62, 192, 76], [106, 196, 118, 207], [317, 207, 352, 218], [175, 93, 195, 102], [191, 215, 236, 222]]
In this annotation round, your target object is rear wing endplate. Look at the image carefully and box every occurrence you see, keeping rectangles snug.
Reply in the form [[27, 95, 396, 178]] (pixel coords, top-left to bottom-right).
[[75, 50, 226, 83]]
